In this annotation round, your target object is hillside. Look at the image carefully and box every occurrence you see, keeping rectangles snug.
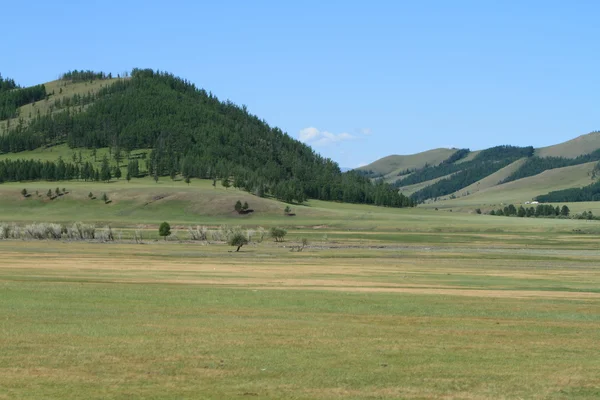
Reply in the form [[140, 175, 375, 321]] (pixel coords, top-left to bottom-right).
[[0, 69, 414, 209], [358, 148, 458, 178], [535, 131, 600, 158], [422, 161, 597, 209], [365, 131, 600, 206]]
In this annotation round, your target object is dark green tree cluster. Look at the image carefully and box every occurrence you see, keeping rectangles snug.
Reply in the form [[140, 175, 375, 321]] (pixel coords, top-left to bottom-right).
[[441, 148, 470, 165], [490, 204, 570, 218], [0, 158, 100, 182], [502, 144, 600, 184], [0, 82, 47, 120], [395, 146, 533, 189], [0, 74, 18, 92], [60, 70, 110, 82], [0, 69, 414, 207], [536, 179, 600, 203]]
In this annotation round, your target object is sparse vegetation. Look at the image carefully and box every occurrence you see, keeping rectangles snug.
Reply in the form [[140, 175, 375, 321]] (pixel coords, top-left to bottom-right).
[[270, 227, 287, 242]]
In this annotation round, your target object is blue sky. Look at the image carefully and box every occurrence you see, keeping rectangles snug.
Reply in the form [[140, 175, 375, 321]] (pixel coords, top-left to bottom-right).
[[2, 1, 599, 167]]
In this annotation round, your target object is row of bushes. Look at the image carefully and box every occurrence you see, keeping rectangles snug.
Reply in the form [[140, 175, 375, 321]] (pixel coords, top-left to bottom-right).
[[0, 222, 114, 241], [0, 223, 289, 244]]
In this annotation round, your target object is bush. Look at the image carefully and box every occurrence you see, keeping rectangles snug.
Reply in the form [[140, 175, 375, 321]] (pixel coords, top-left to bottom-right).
[[228, 232, 248, 251], [159, 222, 171, 240], [270, 227, 287, 242], [188, 225, 208, 241]]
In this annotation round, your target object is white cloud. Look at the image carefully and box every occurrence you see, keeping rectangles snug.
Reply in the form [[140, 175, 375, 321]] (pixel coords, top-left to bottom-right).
[[359, 128, 372, 135], [298, 127, 356, 146]]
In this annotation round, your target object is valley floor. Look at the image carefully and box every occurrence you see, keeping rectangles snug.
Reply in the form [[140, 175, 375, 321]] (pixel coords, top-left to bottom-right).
[[1, 226, 599, 399]]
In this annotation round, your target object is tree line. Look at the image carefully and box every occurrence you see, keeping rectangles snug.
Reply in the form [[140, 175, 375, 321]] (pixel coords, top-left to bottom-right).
[[489, 203, 570, 218], [0, 158, 101, 183], [0, 69, 414, 208], [535, 179, 600, 203], [0, 80, 47, 120], [60, 70, 111, 82]]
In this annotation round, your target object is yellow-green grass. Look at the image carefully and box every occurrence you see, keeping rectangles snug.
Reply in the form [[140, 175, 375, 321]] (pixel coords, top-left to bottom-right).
[[536, 131, 600, 158], [426, 161, 598, 213], [5, 178, 600, 235], [450, 157, 528, 198], [397, 173, 455, 196], [359, 148, 457, 177], [1, 236, 599, 399], [0, 78, 124, 134]]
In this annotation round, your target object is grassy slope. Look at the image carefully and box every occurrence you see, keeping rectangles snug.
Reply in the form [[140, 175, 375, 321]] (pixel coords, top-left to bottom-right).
[[0, 78, 123, 134], [397, 173, 455, 196], [359, 148, 457, 177], [425, 161, 597, 211], [535, 131, 600, 158], [449, 157, 528, 198]]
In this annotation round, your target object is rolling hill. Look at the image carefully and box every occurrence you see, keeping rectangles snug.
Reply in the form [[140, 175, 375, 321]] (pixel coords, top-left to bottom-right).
[[360, 131, 600, 207], [0, 69, 414, 209]]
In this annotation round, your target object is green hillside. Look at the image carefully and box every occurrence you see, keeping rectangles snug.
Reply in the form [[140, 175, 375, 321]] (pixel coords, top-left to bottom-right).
[[0, 69, 413, 209], [358, 148, 458, 177], [365, 131, 600, 206]]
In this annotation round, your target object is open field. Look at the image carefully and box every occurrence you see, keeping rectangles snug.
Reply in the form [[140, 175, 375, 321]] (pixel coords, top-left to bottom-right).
[[1, 234, 599, 399], [1, 197, 600, 399]]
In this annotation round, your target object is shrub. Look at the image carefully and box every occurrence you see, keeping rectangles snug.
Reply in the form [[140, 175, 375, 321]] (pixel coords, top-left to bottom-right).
[[270, 227, 287, 242], [188, 225, 208, 241], [159, 222, 171, 240], [21, 188, 28, 198], [228, 232, 248, 252]]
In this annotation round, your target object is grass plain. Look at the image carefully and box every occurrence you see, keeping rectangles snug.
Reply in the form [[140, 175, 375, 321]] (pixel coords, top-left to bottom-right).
[[1, 181, 600, 399]]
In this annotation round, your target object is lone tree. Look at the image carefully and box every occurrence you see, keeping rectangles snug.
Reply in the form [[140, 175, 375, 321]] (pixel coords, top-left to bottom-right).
[[284, 206, 291, 215], [242, 201, 249, 211], [21, 188, 28, 198], [55, 187, 61, 196], [221, 177, 230, 189], [88, 192, 94, 199], [159, 222, 171, 241], [228, 232, 248, 252], [270, 227, 287, 242], [47, 189, 52, 199], [101, 193, 109, 203], [235, 200, 243, 213], [185, 176, 191, 186], [126, 171, 131, 182], [561, 205, 570, 217]]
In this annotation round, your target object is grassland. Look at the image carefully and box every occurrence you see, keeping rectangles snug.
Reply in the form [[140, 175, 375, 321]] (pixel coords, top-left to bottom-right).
[[1, 221, 600, 399]]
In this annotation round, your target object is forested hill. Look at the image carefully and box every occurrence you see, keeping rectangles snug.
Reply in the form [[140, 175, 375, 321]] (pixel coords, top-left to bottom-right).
[[0, 69, 414, 208]]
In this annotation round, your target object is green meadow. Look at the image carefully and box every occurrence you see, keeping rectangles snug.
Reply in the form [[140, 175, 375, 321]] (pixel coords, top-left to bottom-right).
[[1, 179, 600, 399]]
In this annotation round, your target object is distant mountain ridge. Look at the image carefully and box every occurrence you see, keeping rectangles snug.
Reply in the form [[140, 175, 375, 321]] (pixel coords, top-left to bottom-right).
[[358, 131, 600, 204]]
